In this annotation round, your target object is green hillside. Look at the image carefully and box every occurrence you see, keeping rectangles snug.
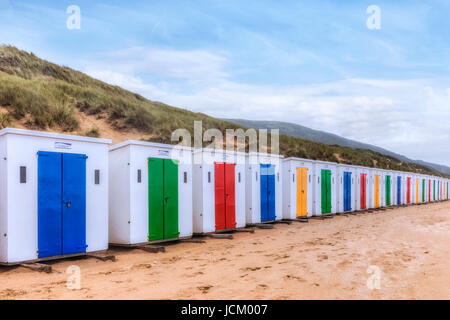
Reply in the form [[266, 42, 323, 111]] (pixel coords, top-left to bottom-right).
[[0, 45, 445, 177]]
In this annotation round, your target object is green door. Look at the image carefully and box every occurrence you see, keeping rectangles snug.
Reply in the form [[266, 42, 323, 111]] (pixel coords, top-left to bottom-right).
[[422, 179, 425, 202], [163, 159, 179, 239], [433, 181, 436, 200], [321, 169, 332, 214], [385, 176, 391, 206], [148, 158, 179, 241]]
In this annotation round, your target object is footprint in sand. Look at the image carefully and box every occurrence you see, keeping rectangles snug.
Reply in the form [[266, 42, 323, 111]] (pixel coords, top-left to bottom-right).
[[163, 256, 182, 263], [0, 288, 27, 298], [185, 271, 204, 278], [197, 285, 213, 294], [213, 257, 228, 262], [98, 271, 112, 275], [284, 274, 307, 282], [317, 254, 328, 262], [241, 266, 262, 272], [133, 263, 152, 269]]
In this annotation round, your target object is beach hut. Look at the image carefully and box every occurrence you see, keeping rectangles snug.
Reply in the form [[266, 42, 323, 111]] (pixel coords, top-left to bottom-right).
[[383, 170, 394, 207], [419, 175, 425, 203], [446, 180, 449, 200], [313, 161, 337, 215], [370, 169, 383, 208], [367, 169, 374, 208], [410, 174, 415, 204], [0, 128, 110, 264], [424, 176, 428, 201], [378, 169, 387, 207], [282, 158, 315, 219], [445, 180, 449, 200], [430, 176, 435, 202], [393, 171, 403, 205], [192, 148, 246, 234], [108, 141, 193, 245], [428, 176, 432, 202], [438, 179, 441, 200], [406, 173, 414, 204], [355, 166, 370, 211], [432, 177, 436, 201], [437, 179, 440, 201], [246, 152, 283, 224], [414, 175, 420, 204], [336, 164, 357, 212]]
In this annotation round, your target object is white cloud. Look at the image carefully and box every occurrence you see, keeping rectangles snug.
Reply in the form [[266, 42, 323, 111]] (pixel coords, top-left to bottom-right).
[[80, 47, 450, 166], [82, 46, 229, 85], [85, 70, 168, 100]]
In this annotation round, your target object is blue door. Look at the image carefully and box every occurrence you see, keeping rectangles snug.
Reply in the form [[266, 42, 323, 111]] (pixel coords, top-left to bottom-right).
[[38, 151, 87, 258], [267, 166, 276, 221], [260, 165, 268, 222], [62, 153, 88, 255], [260, 164, 276, 222], [38, 152, 63, 258], [397, 176, 402, 205], [343, 172, 351, 211]]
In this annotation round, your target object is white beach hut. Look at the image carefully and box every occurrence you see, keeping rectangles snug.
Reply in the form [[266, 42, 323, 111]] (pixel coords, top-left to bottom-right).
[[0, 128, 110, 264], [313, 160, 337, 215], [108, 141, 193, 245], [245, 152, 283, 224], [192, 148, 246, 234], [282, 158, 315, 219], [336, 164, 357, 213]]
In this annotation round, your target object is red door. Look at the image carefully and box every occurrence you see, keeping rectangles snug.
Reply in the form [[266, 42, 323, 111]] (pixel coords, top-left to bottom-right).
[[225, 163, 236, 229], [428, 180, 431, 202], [360, 173, 366, 210], [214, 162, 236, 231], [214, 163, 226, 230], [406, 177, 411, 203]]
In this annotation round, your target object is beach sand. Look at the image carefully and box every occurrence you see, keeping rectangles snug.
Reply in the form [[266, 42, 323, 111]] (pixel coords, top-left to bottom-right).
[[1, 201, 449, 300]]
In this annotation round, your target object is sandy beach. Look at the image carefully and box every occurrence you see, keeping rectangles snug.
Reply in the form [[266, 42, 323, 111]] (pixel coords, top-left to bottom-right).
[[1, 201, 449, 300]]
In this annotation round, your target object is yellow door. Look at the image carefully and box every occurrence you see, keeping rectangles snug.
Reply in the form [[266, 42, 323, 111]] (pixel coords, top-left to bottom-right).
[[296, 167, 308, 217], [415, 178, 419, 203], [374, 174, 380, 207]]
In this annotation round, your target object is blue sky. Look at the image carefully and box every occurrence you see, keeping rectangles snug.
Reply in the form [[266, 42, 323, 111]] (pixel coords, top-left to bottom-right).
[[1, 0, 449, 165]]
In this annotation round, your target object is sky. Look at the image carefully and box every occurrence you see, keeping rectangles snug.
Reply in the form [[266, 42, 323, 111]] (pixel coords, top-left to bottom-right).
[[0, 0, 449, 165]]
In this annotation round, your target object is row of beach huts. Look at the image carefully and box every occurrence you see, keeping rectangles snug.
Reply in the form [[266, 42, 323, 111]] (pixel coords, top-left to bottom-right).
[[0, 128, 448, 264]]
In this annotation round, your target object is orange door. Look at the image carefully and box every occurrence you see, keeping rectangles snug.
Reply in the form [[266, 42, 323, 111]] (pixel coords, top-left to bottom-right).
[[374, 174, 380, 207], [415, 178, 419, 203], [296, 167, 308, 217]]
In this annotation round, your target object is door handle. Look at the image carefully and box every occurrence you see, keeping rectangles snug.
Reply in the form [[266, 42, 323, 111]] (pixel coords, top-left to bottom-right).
[[63, 200, 71, 208], [165, 197, 169, 203]]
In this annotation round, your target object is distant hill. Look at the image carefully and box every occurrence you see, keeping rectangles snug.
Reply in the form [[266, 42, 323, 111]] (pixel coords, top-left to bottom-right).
[[0, 45, 446, 177], [225, 119, 450, 176], [415, 160, 450, 176]]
